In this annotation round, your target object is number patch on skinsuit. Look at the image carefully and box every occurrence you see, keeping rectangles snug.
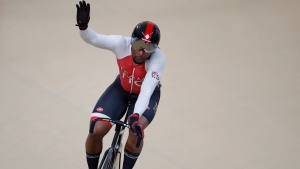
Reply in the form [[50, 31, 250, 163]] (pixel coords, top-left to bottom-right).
[[151, 71, 160, 80]]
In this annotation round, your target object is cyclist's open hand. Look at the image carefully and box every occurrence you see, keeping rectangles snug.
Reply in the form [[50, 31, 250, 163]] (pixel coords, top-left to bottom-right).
[[129, 114, 144, 139], [76, 1, 90, 30]]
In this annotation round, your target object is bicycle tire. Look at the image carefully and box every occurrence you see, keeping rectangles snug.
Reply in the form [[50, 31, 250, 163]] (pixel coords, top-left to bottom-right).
[[98, 148, 115, 169]]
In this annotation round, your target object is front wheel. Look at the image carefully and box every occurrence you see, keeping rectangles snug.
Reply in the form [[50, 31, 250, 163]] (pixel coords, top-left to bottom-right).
[[98, 148, 115, 169]]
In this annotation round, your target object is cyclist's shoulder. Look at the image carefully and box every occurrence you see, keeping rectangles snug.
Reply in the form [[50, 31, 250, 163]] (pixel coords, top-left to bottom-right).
[[145, 49, 166, 72], [149, 49, 166, 63]]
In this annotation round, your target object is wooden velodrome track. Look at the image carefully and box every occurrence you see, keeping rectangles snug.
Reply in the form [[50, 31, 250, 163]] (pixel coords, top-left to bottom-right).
[[1, 0, 299, 168]]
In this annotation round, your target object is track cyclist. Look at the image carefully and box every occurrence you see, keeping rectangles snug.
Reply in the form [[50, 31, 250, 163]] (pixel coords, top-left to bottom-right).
[[75, 1, 166, 169]]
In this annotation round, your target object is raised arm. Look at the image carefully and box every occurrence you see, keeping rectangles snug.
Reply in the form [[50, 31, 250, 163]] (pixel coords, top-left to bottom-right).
[[75, 1, 128, 54]]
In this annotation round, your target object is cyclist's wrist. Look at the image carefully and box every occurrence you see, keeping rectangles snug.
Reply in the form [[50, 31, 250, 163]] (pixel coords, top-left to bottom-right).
[[129, 113, 139, 126], [132, 113, 139, 119]]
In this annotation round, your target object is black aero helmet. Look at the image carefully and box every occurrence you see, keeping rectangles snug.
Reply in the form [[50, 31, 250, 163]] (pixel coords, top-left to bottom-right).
[[132, 21, 161, 45]]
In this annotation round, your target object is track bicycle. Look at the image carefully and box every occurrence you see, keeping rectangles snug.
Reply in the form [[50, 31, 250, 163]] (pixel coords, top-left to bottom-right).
[[89, 104, 143, 169]]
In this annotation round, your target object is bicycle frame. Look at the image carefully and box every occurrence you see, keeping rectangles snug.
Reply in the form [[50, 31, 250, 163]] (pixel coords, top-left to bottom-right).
[[110, 112, 130, 169], [97, 113, 129, 169], [89, 103, 142, 169]]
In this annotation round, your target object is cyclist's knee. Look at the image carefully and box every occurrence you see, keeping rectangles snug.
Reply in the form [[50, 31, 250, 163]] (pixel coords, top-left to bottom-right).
[[89, 121, 111, 139], [126, 131, 144, 151], [127, 130, 141, 145], [127, 115, 149, 144]]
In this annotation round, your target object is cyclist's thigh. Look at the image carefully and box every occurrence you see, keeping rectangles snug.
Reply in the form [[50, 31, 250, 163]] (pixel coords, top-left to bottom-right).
[[128, 85, 161, 126], [91, 78, 128, 124]]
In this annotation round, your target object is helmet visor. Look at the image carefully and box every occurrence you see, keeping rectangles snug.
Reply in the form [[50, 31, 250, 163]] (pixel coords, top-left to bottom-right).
[[132, 39, 157, 53]]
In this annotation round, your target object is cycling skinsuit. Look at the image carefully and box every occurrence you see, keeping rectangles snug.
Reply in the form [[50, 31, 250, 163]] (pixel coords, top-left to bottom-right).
[[79, 27, 166, 127]]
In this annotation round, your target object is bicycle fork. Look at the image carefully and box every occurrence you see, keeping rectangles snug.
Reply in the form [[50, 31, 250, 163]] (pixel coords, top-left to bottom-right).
[[112, 125, 125, 169]]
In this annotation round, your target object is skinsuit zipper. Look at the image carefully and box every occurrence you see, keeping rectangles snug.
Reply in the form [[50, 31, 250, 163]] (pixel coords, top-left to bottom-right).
[[129, 64, 136, 94]]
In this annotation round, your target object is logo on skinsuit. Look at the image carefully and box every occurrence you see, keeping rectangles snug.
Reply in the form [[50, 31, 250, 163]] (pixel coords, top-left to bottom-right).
[[120, 66, 144, 86], [96, 107, 103, 112], [151, 71, 160, 80], [153, 102, 158, 114]]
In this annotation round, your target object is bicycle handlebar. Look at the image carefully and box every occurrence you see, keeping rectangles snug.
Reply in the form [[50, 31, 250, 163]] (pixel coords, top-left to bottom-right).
[[89, 117, 143, 148]]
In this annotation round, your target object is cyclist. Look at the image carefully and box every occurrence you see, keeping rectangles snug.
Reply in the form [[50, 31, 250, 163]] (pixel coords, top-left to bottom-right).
[[75, 1, 166, 169]]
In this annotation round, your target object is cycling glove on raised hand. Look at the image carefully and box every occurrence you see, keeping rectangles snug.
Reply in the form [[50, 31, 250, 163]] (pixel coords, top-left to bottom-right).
[[129, 114, 144, 139], [76, 1, 90, 30]]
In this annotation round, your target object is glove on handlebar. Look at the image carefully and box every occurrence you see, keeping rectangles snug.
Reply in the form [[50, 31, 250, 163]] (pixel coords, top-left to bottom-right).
[[129, 113, 144, 139], [76, 1, 90, 30]]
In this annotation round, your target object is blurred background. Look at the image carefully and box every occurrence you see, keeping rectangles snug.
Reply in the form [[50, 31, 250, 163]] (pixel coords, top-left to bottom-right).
[[1, 0, 299, 168]]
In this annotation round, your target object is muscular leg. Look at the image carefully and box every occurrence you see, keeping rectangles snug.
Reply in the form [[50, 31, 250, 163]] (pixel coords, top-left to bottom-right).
[[122, 84, 160, 169], [86, 76, 128, 169], [123, 116, 149, 169], [125, 116, 149, 153], [86, 121, 111, 153], [85, 121, 111, 169]]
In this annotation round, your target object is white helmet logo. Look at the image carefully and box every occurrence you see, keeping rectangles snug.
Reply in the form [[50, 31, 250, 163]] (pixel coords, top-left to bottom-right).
[[145, 34, 150, 39]]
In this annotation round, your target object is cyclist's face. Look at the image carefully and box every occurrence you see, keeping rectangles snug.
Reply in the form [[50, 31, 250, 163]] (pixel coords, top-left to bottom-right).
[[131, 47, 151, 64]]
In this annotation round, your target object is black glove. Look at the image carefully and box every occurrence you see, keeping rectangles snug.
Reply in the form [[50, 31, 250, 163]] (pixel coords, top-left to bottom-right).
[[129, 113, 144, 139], [76, 1, 90, 30]]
